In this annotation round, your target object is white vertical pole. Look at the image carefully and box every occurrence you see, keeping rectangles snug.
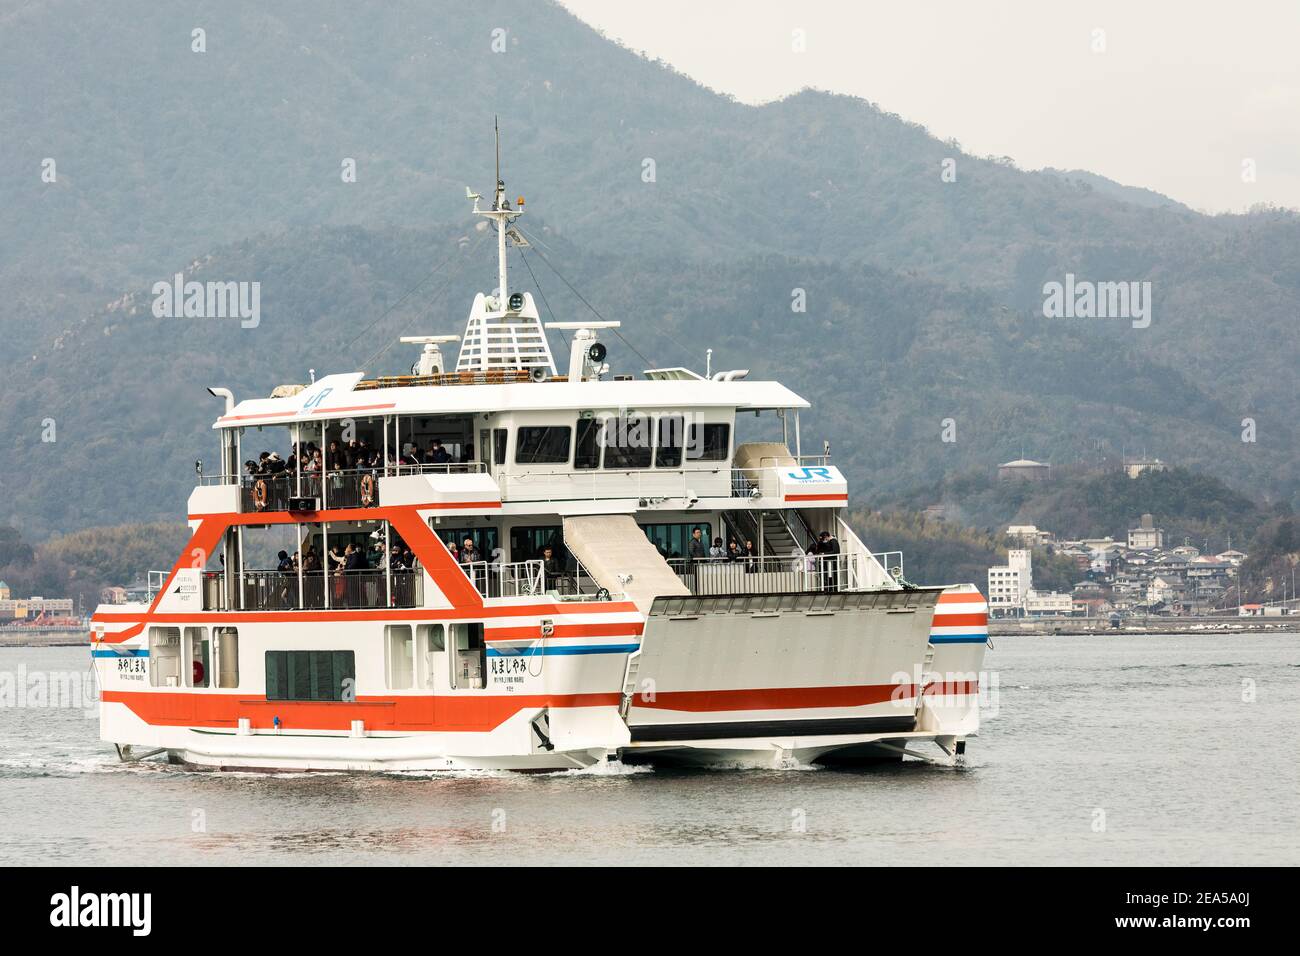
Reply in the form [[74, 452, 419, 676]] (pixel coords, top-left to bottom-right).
[[794, 411, 802, 459], [322, 521, 330, 610], [384, 520, 392, 607]]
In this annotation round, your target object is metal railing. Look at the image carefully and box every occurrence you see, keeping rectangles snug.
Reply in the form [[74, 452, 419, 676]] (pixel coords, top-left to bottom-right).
[[235, 569, 422, 611], [496, 467, 727, 502], [458, 560, 545, 599], [239, 468, 383, 512], [667, 554, 859, 595]]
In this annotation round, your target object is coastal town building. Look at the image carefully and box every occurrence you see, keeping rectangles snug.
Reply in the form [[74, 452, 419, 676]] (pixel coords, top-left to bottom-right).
[[998, 458, 1051, 482], [987, 548, 1073, 617], [1127, 514, 1164, 550], [0, 596, 76, 621], [1124, 457, 1168, 479]]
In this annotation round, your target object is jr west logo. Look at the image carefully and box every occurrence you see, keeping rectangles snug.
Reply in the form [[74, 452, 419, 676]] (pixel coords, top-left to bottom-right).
[[785, 467, 834, 482], [49, 886, 151, 936]]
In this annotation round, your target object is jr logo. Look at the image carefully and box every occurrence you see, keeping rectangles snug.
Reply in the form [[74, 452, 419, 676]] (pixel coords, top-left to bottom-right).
[[786, 467, 833, 481], [302, 387, 333, 411]]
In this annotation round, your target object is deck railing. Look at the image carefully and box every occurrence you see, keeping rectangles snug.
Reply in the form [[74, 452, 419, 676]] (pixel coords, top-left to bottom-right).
[[458, 560, 545, 599], [666, 553, 859, 595], [233, 569, 422, 611]]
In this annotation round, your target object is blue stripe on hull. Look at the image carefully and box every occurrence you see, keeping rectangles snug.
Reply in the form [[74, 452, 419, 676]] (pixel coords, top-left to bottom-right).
[[486, 644, 639, 657], [929, 633, 989, 644]]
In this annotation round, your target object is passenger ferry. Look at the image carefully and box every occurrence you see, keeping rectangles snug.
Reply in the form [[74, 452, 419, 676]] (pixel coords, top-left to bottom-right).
[[90, 154, 988, 771]]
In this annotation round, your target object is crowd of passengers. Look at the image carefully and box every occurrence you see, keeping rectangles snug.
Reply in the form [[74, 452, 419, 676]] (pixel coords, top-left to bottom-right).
[[243, 438, 473, 481], [678, 526, 840, 569], [271, 537, 422, 577]]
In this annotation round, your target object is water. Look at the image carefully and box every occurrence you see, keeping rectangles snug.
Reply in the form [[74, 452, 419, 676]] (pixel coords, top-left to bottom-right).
[[2, 634, 1297, 865]]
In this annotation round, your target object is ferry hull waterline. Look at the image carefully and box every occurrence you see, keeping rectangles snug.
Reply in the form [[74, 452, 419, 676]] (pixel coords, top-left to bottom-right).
[[91, 136, 987, 773]]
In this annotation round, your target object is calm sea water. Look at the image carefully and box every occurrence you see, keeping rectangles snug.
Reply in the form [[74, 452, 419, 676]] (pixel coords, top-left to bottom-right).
[[2, 633, 1297, 866]]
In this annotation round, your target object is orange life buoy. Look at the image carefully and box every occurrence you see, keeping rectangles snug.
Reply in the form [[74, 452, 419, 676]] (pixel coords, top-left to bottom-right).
[[253, 479, 268, 510], [360, 473, 376, 506]]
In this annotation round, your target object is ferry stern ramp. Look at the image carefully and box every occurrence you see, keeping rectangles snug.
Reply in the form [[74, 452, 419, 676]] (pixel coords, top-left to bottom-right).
[[562, 516, 965, 768]]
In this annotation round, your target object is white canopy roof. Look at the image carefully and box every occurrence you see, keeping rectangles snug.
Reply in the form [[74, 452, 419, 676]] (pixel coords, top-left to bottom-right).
[[214, 372, 809, 429]]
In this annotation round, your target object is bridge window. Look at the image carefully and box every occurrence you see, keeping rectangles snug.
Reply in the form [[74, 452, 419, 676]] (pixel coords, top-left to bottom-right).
[[603, 416, 652, 469], [265, 650, 356, 701], [515, 426, 571, 464], [574, 418, 602, 469], [655, 416, 685, 468], [687, 423, 730, 461]]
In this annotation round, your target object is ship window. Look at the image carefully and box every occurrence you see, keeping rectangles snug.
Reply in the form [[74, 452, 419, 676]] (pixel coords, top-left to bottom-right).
[[492, 429, 508, 468], [215, 627, 239, 688], [265, 650, 356, 701], [687, 423, 730, 461], [603, 416, 652, 469], [386, 625, 414, 690], [148, 626, 182, 688], [515, 426, 571, 464], [450, 623, 486, 690], [655, 416, 685, 468], [418, 624, 445, 689], [641, 522, 712, 560], [574, 418, 602, 469], [184, 626, 210, 688]]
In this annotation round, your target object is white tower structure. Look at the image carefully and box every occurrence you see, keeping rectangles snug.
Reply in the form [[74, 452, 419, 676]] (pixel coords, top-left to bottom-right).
[[456, 120, 557, 376]]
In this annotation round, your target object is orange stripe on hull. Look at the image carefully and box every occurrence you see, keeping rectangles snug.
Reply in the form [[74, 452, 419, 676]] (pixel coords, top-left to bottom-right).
[[102, 689, 622, 734], [783, 493, 849, 502], [929, 612, 988, 627], [937, 591, 987, 604]]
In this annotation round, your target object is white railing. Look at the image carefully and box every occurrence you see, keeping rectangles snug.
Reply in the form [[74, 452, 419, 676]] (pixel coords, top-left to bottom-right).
[[667, 553, 858, 595], [458, 560, 545, 598], [835, 514, 903, 589], [496, 467, 730, 502]]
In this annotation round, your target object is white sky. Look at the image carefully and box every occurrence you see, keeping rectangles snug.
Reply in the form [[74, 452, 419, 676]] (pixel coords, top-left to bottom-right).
[[559, 0, 1300, 213]]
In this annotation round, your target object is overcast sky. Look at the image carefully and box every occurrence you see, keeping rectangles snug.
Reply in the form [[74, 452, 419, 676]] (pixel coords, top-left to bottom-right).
[[560, 0, 1299, 213]]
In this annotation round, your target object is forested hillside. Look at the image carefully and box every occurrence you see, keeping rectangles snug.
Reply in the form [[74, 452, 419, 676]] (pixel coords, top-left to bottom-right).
[[0, 0, 1296, 540]]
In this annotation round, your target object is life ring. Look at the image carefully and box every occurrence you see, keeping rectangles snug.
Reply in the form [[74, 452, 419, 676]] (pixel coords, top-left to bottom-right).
[[192, 660, 205, 685], [252, 479, 269, 510], [360, 473, 376, 506]]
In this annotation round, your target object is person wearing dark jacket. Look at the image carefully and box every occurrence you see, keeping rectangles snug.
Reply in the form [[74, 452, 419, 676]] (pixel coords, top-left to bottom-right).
[[817, 531, 840, 591], [688, 527, 707, 561]]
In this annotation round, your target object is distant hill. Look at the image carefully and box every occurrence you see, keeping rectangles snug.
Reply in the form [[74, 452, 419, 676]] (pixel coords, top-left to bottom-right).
[[1, 0, 1297, 538], [880, 465, 1282, 554], [1039, 168, 1185, 210]]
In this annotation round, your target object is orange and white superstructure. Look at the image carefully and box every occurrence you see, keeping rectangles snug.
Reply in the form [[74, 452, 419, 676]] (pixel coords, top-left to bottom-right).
[[91, 148, 989, 771]]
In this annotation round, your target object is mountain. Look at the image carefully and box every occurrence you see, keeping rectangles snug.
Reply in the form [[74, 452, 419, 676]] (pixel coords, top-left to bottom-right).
[[1, 0, 1297, 539], [1039, 169, 1186, 210]]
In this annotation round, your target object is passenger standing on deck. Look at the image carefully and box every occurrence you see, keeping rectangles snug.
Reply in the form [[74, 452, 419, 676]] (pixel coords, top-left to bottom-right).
[[689, 527, 707, 561], [817, 531, 840, 591], [541, 545, 563, 591]]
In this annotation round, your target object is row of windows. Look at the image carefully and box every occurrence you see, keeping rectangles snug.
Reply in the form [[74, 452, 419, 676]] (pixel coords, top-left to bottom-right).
[[140, 629, 492, 698], [147, 626, 239, 688], [514, 418, 730, 468]]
